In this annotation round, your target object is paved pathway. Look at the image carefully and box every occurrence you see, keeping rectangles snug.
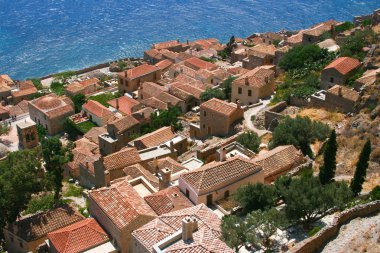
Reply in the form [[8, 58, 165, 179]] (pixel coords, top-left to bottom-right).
[[243, 98, 271, 137]]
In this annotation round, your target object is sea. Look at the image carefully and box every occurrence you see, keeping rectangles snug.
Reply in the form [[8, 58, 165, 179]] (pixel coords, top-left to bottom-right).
[[0, 0, 379, 80]]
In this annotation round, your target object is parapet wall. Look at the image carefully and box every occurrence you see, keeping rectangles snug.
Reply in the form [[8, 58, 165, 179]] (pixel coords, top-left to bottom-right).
[[288, 200, 380, 253]]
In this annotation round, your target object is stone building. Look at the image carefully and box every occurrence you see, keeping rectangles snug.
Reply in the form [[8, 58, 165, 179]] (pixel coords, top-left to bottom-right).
[[98, 115, 140, 156], [82, 100, 114, 127], [28, 94, 75, 135], [3, 206, 83, 253], [320, 57, 361, 90], [11, 80, 38, 104], [132, 204, 233, 253], [179, 156, 264, 205], [16, 120, 39, 149], [231, 66, 275, 105], [190, 98, 244, 139], [117, 64, 161, 94], [64, 77, 100, 97], [301, 20, 338, 44], [242, 44, 276, 69], [89, 178, 156, 253]]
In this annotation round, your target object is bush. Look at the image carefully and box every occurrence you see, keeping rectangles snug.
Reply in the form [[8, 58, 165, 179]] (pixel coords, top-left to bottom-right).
[[370, 185, 380, 200], [88, 92, 120, 107], [335, 22, 354, 33], [200, 88, 226, 101], [63, 184, 83, 197], [36, 124, 47, 139], [70, 94, 86, 113], [28, 78, 43, 90], [236, 130, 261, 153], [50, 81, 65, 95], [24, 194, 68, 214], [340, 28, 376, 61], [307, 225, 322, 237], [234, 183, 276, 213], [200, 56, 216, 63]]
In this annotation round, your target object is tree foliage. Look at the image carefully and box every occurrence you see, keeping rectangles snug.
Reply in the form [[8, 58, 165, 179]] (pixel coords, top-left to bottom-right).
[[236, 130, 261, 153], [41, 137, 74, 202], [70, 93, 86, 113], [141, 106, 182, 134], [200, 88, 226, 101], [221, 215, 247, 252], [319, 130, 337, 184], [340, 28, 376, 61], [234, 183, 276, 213], [270, 116, 330, 157], [283, 171, 352, 228], [350, 139, 371, 196], [0, 148, 44, 235], [221, 76, 237, 99]]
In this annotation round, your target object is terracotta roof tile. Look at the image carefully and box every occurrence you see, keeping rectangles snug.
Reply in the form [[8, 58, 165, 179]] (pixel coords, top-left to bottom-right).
[[153, 40, 181, 50], [8, 206, 84, 242], [30, 94, 74, 119], [156, 91, 184, 106], [83, 100, 113, 118], [83, 127, 107, 144], [144, 186, 194, 215], [108, 115, 140, 133], [145, 49, 163, 60], [248, 44, 276, 57], [253, 145, 303, 178], [184, 57, 218, 71], [123, 163, 159, 189], [107, 96, 140, 115], [133, 126, 175, 149], [132, 204, 232, 253], [89, 179, 156, 230], [47, 218, 109, 253], [155, 59, 173, 71], [234, 66, 274, 88], [141, 97, 168, 110], [147, 157, 188, 175], [200, 98, 239, 116], [140, 82, 167, 98], [180, 156, 262, 193], [103, 147, 141, 171], [323, 57, 361, 75], [327, 85, 360, 102], [122, 64, 160, 80]]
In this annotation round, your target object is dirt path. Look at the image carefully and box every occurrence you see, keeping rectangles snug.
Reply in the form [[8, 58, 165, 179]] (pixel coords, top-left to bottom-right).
[[321, 212, 380, 253]]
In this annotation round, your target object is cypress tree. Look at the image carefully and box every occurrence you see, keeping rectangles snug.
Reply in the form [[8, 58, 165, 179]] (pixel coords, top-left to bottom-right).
[[350, 139, 371, 196], [319, 130, 337, 184]]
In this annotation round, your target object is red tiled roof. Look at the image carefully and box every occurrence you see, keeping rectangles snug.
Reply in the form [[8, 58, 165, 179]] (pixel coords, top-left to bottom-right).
[[171, 83, 204, 100], [141, 97, 168, 111], [47, 218, 109, 253], [155, 59, 173, 71], [103, 147, 141, 171], [8, 206, 84, 242], [108, 115, 140, 133], [83, 100, 113, 118], [140, 82, 167, 98], [234, 66, 274, 88], [30, 94, 74, 119], [253, 145, 303, 178], [132, 204, 233, 253], [323, 57, 361, 75], [133, 126, 175, 149], [180, 156, 262, 193], [107, 96, 140, 115], [144, 186, 194, 215], [156, 91, 184, 106], [145, 49, 163, 60], [89, 179, 156, 230], [123, 163, 159, 189], [153, 40, 181, 50], [201, 98, 239, 116], [123, 64, 160, 80], [83, 127, 107, 144], [248, 44, 276, 57], [184, 57, 218, 71]]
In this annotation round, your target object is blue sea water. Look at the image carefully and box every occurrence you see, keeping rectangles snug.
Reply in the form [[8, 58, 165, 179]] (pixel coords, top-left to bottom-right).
[[0, 0, 379, 80]]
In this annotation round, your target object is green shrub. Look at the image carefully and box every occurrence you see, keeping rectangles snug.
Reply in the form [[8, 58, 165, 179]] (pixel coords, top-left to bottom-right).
[[200, 88, 226, 101], [370, 185, 380, 200], [236, 130, 261, 153], [24, 194, 68, 214], [308, 225, 322, 237], [50, 81, 65, 95], [63, 184, 83, 197], [88, 92, 120, 106], [28, 78, 43, 90], [335, 22, 354, 33]]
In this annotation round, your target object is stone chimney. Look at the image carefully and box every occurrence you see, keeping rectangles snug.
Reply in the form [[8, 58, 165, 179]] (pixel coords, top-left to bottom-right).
[[182, 216, 198, 241], [169, 140, 175, 153], [331, 24, 336, 39], [220, 147, 227, 162], [236, 100, 241, 109], [116, 98, 119, 109], [186, 40, 189, 45], [153, 157, 159, 175], [86, 161, 89, 168], [177, 39, 180, 43], [159, 168, 171, 190], [245, 76, 249, 86], [104, 170, 111, 187]]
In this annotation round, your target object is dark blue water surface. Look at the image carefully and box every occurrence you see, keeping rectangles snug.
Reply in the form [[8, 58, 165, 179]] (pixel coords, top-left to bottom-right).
[[0, 0, 379, 80]]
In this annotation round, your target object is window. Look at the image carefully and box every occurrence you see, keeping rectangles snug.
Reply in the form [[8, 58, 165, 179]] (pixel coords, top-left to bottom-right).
[[185, 189, 189, 197], [203, 124, 205, 129], [248, 90, 252, 97], [330, 77, 334, 83], [238, 87, 242, 94], [203, 111, 206, 117]]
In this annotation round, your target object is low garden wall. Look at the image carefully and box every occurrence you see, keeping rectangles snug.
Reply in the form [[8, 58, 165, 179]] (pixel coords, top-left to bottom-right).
[[288, 200, 380, 253]]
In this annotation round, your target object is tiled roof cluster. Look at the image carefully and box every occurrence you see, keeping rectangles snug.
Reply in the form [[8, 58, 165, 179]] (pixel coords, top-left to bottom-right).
[[184, 57, 218, 71], [83, 100, 113, 118], [153, 40, 181, 50], [123, 163, 159, 189], [180, 156, 262, 193], [108, 96, 141, 115], [12, 80, 38, 98], [147, 157, 188, 175], [108, 115, 140, 134], [121, 64, 160, 80]]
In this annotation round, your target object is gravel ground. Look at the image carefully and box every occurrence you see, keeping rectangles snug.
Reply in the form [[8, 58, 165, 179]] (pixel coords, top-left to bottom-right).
[[321, 212, 380, 253]]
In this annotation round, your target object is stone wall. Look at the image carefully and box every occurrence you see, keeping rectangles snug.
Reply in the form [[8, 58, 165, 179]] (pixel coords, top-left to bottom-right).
[[288, 200, 380, 253], [264, 101, 287, 130]]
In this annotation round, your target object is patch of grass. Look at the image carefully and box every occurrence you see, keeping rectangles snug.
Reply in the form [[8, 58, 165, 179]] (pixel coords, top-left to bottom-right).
[[24, 194, 69, 215], [28, 78, 43, 90], [88, 92, 120, 106], [50, 81, 65, 95], [307, 225, 322, 237], [63, 184, 83, 198], [76, 121, 96, 133]]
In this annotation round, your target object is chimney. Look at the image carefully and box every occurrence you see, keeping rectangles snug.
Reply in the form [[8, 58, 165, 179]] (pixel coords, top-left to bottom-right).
[[177, 39, 180, 43], [220, 147, 227, 161], [169, 140, 174, 153], [338, 86, 342, 97], [236, 100, 241, 109], [182, 217, 198, 241], [104, 170, 111, 187], [331, 24, 336, 39], [159, 168, 172, 190], [153, 157, 159, 175], [245, 76, 249, 86], [116, 98, 119, 109]]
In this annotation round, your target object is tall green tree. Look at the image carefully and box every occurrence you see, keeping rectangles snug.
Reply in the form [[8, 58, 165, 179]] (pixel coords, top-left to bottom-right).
[[270, 116, 330, 157], [221, 76, 236, 99], [234, 183, 276, 213], [0, 149, 43, 236], [41, 137, 74, 202], [236, 130, 261, 153], [350, 140, 372, 196], [200, 88, 226, 101], [221, 215, 247, 252], [319, 130, 338, 184], [70, 93, 86, 113]]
